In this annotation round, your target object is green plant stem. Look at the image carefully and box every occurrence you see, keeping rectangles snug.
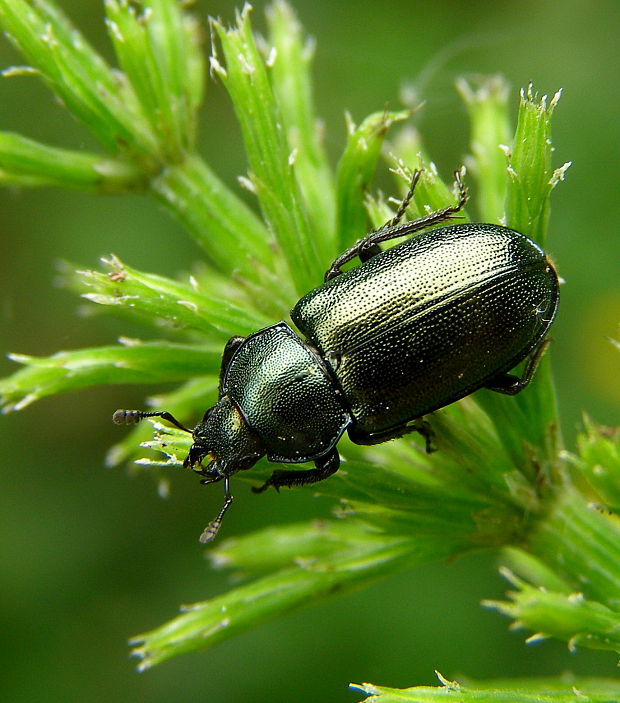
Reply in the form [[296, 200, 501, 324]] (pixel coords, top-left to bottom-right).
[[352, 675, 620, 703], [526, 486, 620, 606], [149, 154, 273, 277], [211, 7, 322, 294], [2, 1, 617, 689], [0, 131, 143, 190], [457, 76, 511, 223], [132, 533, 437, 669], [266, 0, 336, 254]]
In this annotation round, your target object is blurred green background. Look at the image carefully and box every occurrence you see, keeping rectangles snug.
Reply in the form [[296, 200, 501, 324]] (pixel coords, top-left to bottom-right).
[[1, 1, 619, 701]]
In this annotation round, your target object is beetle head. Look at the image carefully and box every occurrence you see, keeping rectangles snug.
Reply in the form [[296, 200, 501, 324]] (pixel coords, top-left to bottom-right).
[[113, 400, 261, 541], [184, 395, 264, 479]]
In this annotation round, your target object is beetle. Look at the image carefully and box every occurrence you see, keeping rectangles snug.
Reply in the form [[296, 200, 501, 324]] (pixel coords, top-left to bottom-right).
[[114, 169, 559, 542]]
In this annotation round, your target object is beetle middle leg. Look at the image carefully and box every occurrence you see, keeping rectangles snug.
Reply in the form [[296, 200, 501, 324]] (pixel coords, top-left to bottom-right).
[[252, 448, 340, 493], [484, 338, 552, 395], [349, 418, 436, 453], [324, 168, 468, 281]]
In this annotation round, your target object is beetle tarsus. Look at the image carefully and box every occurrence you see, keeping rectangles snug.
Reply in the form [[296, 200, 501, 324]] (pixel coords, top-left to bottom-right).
[[384, 168, 423, 229]]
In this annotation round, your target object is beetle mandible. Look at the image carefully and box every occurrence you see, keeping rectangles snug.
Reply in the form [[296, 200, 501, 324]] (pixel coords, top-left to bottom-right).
[[114, 169, 559, 542]]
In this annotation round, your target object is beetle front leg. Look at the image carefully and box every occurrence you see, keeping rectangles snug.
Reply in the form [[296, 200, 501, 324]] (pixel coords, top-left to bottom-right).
[[323, 239, 376, 282], [193, 466, 224, 485], [484, 337, 552, 395], [251, 449, 340, 493], [324, 169, 468, 282], [324, 171, 423, 282]]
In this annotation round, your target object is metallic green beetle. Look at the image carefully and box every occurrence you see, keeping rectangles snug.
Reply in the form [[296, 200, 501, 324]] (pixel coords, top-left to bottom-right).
[[114, 170, 559, 541]]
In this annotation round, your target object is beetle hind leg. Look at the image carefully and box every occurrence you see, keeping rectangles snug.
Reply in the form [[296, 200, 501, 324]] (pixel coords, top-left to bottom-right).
[[251, 449, 340, 493], [484, 338, 552, 395]]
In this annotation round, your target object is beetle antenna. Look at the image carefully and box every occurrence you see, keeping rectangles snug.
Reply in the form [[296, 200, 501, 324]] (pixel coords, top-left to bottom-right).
[[112, 409, 193, 434], [199, 478, 233, 543]]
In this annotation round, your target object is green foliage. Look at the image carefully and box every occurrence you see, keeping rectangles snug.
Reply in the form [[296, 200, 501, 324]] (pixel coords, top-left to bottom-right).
[[335, 110, 410, 250], [353, 673, 620, 702], [0, 1, 618, 699], [456, 76, 511, 223], [1, 341, 220, 411]]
